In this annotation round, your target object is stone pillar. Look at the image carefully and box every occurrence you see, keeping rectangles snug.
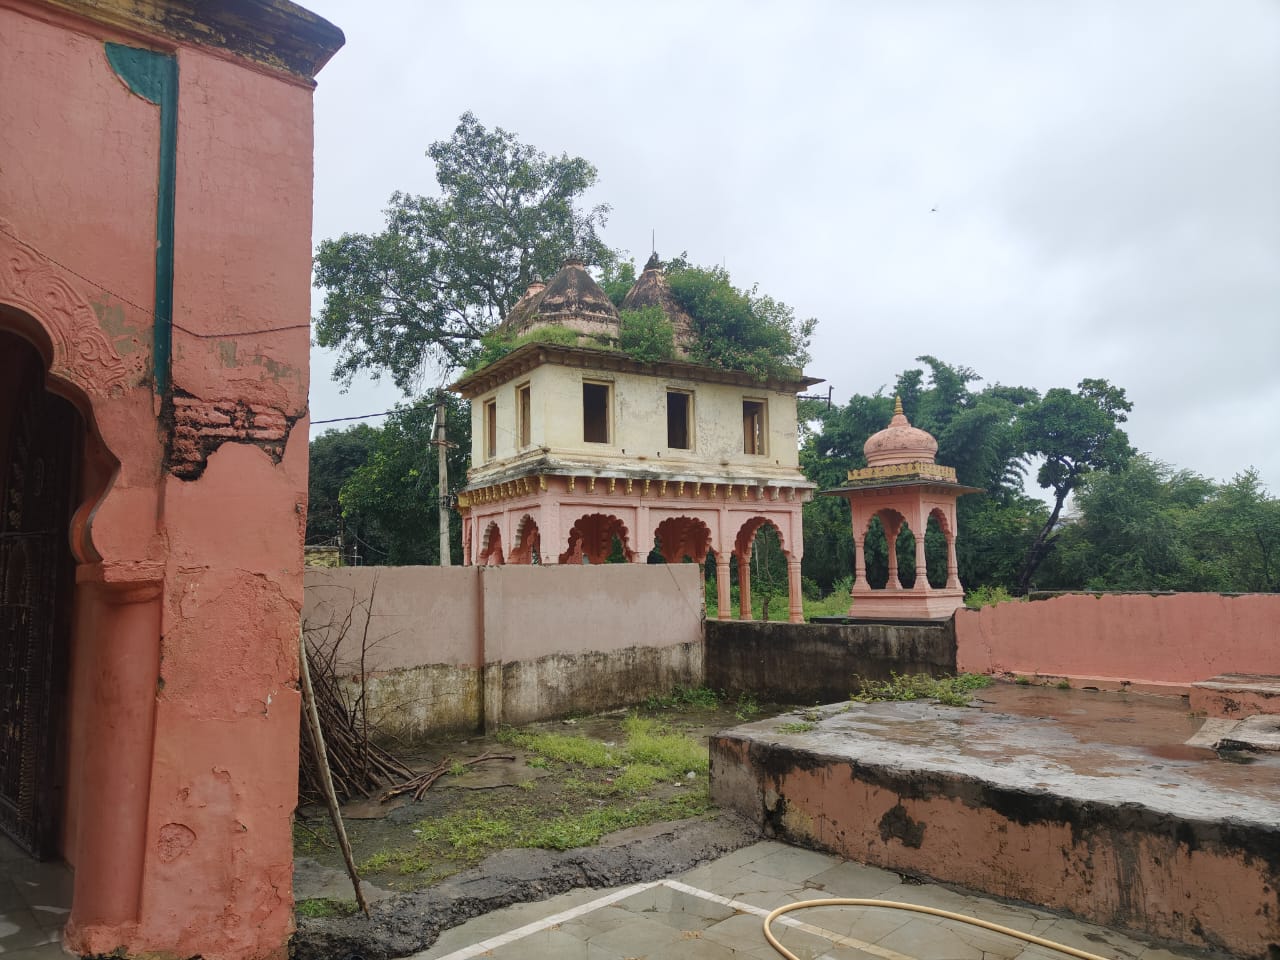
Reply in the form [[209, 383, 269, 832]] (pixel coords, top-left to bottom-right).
[[913, 524, 929, 593], [883, 516, 902, 590], [715, 553, 731, 621], [65, 573, 162, 951], [946, 533, 962, 591], [737, 554, 752, 621], [852, 536, 868, 590], [787, 558, 804, 623]]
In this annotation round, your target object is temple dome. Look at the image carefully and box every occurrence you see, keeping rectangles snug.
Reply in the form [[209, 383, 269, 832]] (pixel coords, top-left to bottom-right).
[[502, 258, 619, 344], [863, 397, 939, 467], [619, 252, 694, 353]]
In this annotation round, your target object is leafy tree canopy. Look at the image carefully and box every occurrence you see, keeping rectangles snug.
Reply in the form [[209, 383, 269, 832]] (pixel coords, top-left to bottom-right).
[[666, 265, 815, 380], [314, 112, 614, 391], [1015, 378, 1134, 590], [337, 396, 471, 565]]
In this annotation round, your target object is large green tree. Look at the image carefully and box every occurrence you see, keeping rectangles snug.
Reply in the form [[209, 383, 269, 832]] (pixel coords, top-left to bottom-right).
[[307, 423, 381, 564], [338, 395, 471, 565], [1015, 379, 1134, 591], [314, 112, 614, 390]]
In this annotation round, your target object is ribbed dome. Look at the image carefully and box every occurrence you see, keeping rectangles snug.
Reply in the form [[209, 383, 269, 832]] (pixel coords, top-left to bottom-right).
[[863, 397, 938, 467], [619, 252, 694, 351], [526, 258, 617, 325]]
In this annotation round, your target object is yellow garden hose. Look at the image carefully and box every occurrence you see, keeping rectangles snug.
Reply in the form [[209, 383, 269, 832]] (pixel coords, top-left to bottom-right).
[[763, 898, 1113, 960]]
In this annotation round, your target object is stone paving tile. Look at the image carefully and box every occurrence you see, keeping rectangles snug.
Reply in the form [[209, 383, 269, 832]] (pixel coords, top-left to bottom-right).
[[803, 860, 905, 899], [1, 942, 69, 960], [700, 911, 836, 959], [614, 885, 736, 931], [583, 911, 688, 956], [412, 885, 614, 958], [405, 840, 1216, 960], [0, 907, 62, 953]]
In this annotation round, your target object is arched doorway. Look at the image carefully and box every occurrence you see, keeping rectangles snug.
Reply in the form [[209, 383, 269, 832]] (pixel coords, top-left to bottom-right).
[[0, 330, 81, 859]]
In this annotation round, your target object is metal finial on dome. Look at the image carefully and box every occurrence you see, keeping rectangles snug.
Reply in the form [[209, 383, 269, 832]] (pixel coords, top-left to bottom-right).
[[894, 395, 904, 417]]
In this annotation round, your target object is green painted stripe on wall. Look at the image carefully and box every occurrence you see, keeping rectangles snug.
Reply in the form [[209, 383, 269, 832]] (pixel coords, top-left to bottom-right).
[[105, 42, 177, 396]]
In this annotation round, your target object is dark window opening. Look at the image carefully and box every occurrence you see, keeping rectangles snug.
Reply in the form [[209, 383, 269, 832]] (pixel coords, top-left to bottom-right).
[[667, 391, 690, 449], [517, 384, 531, 447], [743, 400, 765, 455], [484, 399, 497, 459], [583, 383, 609, 443]]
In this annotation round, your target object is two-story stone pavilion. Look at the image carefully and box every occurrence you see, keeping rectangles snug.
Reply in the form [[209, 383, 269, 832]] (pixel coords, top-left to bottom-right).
[[451, 255, 821, 622]]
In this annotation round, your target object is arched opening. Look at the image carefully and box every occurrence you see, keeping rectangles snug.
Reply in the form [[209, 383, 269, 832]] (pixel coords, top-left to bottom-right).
[[926, 510, 949, 588], [734, 518, 789, 621], [509, 514, 541, 565], [559, 513, 633, 565], [0, 329, 82, 860], [653, 516, 711, 565], [478, 521, 505, 566], [896, 523, 918, 588]]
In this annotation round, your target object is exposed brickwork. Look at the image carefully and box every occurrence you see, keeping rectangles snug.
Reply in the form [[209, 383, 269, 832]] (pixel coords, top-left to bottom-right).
[[168, 395, 295, 479]]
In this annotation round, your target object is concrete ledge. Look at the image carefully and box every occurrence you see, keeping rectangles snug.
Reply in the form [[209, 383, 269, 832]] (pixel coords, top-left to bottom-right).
[[705, 619, 955, 703], [709, 687, 1280, 957]]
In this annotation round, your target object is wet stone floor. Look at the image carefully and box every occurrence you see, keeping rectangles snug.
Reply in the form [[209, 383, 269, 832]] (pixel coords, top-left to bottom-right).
[[410, 840, 1216, 960], [0, 834, 72, 957]]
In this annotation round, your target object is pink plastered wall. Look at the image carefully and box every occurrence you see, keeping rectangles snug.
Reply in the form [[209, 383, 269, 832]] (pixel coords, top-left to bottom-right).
[[956, 593, 1280, 688], [1, 3, 333, 958]]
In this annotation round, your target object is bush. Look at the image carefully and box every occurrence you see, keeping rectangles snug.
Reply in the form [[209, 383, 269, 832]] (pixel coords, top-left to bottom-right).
[[964, 584, 1019, 609], [619, 306, 675, 363]]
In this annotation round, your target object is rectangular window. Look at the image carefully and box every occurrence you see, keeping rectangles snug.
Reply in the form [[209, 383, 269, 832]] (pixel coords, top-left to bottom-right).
[[517, 382, 531, 448], [743, 399, 766, 455], [666, 391, 691, 449], [484, 399, 497, 460], [583, 382, 610, 444]]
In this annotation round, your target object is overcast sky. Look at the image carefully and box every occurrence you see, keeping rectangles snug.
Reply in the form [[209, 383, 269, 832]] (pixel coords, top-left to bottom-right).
[[303, 0, 1280, 495]]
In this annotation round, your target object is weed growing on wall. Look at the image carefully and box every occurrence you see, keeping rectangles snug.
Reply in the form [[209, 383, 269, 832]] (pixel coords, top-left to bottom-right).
[[851, 672, 992, 707]]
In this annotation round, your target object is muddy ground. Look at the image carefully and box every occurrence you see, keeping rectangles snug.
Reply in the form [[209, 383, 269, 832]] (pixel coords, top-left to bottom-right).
[[291, 694, 797, 960]]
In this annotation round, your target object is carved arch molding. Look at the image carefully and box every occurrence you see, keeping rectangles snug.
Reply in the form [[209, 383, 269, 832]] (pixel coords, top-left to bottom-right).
[[0, 219, 136, 398]]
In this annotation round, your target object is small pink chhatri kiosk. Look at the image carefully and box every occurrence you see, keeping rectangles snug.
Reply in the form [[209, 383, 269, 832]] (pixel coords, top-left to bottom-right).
[[826, 398, 982, 619]]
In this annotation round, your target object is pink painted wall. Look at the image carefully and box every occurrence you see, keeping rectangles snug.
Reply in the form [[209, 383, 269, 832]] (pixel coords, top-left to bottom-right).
[[305, 567, 483, 671], [956, 593, 1280, 687], [302, 565, 705, 733], [1, 3, 337, 959], [304, 565, 704, 671]]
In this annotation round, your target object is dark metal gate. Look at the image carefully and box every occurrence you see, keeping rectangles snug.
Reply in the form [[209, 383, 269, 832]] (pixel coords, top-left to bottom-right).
[[0, 356, 78, 859]]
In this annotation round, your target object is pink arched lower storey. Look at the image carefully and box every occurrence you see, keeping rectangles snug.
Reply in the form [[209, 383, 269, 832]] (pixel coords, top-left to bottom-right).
[[830, 483, 974, 619], [458, 475, 810, 622]]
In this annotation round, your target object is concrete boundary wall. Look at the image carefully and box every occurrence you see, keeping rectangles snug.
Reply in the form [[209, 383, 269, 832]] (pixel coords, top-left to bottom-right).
[[303, 565, 704, 735], [956, 592, 1280, 689], [705, 620, 956, 703]]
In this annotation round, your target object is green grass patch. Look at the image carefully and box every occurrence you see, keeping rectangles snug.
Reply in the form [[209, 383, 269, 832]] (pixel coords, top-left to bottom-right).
[[296, 898, 359, 919], [643, 686, 723, 711], [496, 728, 618, 767], [622, 715, 707, 776], [852, 672, 992, 707], [777, 720, 817, 734]]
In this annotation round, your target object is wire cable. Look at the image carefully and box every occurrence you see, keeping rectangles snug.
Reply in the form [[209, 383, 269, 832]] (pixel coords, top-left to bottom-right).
[[762, 898, 1112, 960]]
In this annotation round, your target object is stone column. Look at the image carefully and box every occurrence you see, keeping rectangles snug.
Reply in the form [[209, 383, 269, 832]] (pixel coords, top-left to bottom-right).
[[66, 572, 162, 950], [787, 558, 804, 623], [852, 536, 868, 590], [715, 553, 731, 621], [737, 554, 752, 621], [883, 516, 902, 590], [914, 524, 929, 593], [946, 533, 962, 591]]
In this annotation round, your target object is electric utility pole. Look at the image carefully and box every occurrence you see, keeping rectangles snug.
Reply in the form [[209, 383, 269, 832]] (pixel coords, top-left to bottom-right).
[[434, 393, 451, 566]]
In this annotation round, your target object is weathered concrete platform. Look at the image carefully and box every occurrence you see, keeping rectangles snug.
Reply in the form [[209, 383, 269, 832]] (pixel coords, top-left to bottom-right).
[[710, 683, 1280, 958], [1191, 672, 1280, 718]]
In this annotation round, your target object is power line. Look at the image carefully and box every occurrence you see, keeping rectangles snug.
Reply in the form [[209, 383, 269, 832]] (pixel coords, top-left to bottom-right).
[[311, 410, 397, 425]]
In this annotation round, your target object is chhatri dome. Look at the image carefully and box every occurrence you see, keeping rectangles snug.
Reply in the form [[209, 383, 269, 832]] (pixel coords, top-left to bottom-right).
[[863, 397, 939, 467]]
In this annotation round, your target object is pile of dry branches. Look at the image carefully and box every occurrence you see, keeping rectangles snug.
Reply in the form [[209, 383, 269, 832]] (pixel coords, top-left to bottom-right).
[[298, 589, 413, 804]]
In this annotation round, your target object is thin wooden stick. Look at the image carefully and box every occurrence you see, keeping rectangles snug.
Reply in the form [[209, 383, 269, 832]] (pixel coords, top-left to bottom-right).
[[299, 631, 370, 917]]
